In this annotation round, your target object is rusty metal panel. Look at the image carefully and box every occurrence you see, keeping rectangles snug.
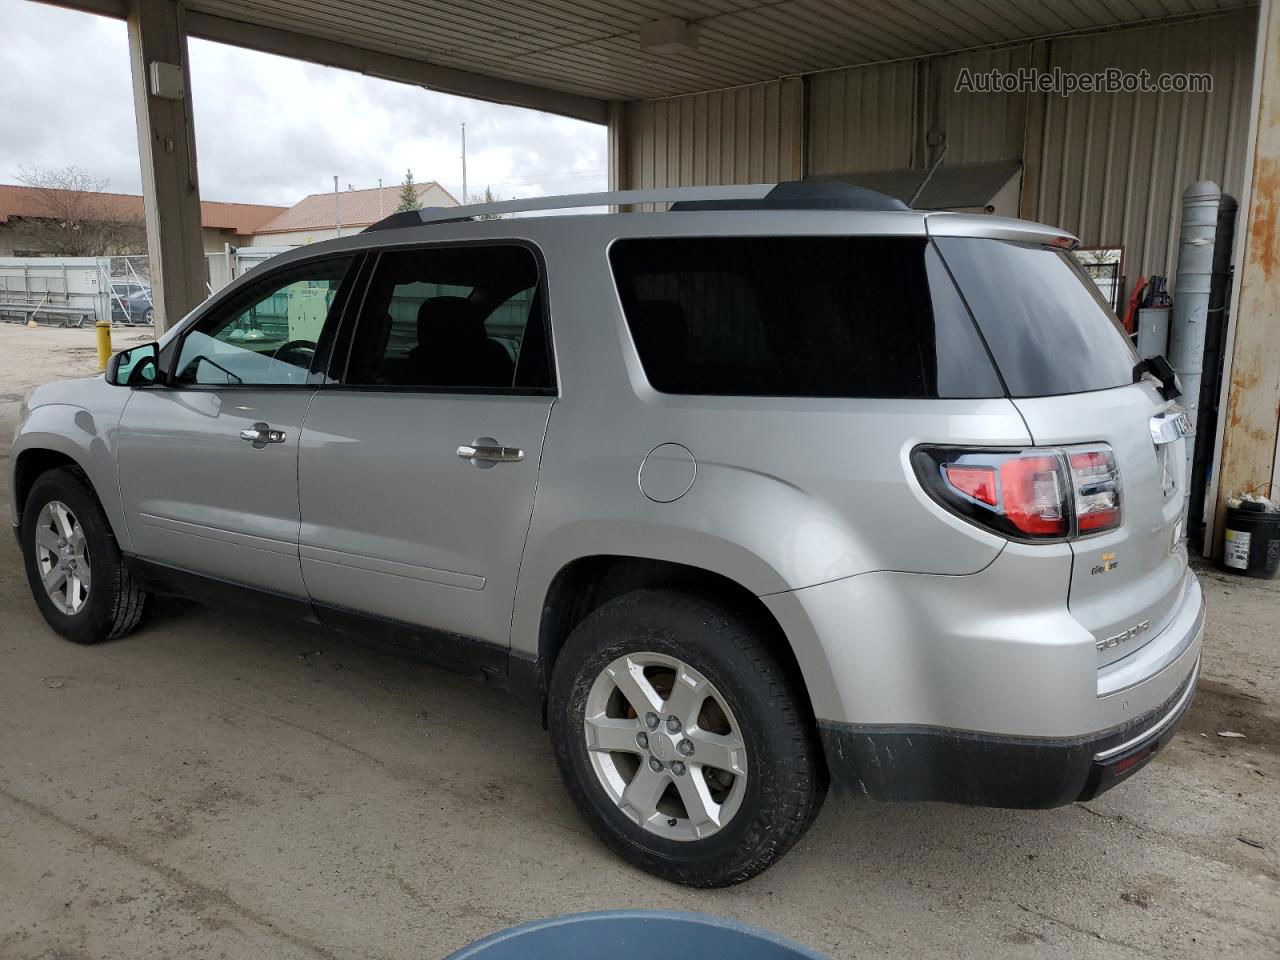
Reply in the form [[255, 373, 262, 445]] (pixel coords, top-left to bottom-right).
[[1212, 0, 1280, 551], [806, 61, 918, 175], [1026, 10, 1256, 286], [621, 80, 803, 190]]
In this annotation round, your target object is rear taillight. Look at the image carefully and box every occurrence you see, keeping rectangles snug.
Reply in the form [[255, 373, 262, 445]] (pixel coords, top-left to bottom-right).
[[914, 445, 1122, 542], [1068, 447, 1122, 533]]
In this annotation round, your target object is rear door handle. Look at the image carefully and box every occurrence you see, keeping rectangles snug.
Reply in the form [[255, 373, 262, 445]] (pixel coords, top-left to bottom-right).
[[240, 422, 286, 447], [457, 438, 524, 468]]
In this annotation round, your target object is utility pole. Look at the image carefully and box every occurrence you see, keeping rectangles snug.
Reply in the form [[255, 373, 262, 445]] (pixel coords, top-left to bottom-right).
[[333, 175, 341, 238], [461, 122, 468, 205], [378, 177, 383, 218]]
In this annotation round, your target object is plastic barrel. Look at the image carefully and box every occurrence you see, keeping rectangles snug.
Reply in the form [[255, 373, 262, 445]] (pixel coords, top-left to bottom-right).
[[1222, 503, 1280, 578], [444, 910, 831, 960]]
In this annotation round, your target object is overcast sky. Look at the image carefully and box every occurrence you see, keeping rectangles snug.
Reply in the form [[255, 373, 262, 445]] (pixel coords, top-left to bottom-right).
[[0, 0, 607, 207]]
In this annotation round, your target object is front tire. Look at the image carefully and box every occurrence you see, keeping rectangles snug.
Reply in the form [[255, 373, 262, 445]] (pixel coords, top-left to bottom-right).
[[20, 467, 149, 644], [548, 589, 825, 887]]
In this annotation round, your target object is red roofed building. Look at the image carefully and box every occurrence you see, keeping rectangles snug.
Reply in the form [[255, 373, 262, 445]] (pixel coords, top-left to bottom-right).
[[248, 182, 457, 246], [0, 183, 286, 257]]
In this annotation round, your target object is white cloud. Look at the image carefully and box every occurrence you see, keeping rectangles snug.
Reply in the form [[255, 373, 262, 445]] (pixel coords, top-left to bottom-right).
[[0, 0, 607, 207]]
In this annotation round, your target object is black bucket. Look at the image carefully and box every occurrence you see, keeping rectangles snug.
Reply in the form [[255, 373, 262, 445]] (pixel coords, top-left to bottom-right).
[[1222, 500, 1280, 578]]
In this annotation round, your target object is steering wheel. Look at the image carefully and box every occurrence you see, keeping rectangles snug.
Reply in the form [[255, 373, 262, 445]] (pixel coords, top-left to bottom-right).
[[269, 339, 317, 369]]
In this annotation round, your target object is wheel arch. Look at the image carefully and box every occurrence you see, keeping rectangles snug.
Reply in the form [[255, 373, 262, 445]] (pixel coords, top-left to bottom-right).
[[10, 426, 133, 553], [13, 447, 84, 523], [531, 554, 830, 749]]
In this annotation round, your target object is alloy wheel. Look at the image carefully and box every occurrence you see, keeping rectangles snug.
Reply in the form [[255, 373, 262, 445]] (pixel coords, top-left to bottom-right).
[[33, 500, 91, 616], [583, 652, 748, 841]]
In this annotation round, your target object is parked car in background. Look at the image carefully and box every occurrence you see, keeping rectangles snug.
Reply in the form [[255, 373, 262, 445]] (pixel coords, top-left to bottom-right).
[[10, 181, 1203, 888], [110, 281, 154, 325]]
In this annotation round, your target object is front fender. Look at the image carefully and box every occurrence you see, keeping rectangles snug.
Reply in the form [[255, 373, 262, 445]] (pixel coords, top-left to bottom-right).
[[10, 396, 132, 551]]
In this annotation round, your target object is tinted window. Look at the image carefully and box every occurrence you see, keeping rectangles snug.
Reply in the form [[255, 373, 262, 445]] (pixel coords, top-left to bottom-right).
[[174, 256, 352, 385], [608, 236, 1001, 399], [935, 238, 1139, 397], [345, 245, 552, 391]]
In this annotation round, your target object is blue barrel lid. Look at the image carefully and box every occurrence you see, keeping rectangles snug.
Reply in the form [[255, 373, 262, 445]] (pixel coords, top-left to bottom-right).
[[444, 910, 831, 960]]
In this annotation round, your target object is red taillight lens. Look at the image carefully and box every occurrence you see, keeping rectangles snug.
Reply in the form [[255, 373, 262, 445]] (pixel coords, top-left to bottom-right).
[[1069, 448, 1122, 533], [1000, 455, 1069, 536], [942, 464, 997, 506], [915, 444, 1121, 542]]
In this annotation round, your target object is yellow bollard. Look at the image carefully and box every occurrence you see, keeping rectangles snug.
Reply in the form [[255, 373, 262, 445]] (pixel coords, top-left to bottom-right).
[[96, 319, 113, 371]]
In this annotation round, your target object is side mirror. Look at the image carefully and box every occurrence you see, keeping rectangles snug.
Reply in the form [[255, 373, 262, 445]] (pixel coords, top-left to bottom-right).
[[106, 342, 162, 387]]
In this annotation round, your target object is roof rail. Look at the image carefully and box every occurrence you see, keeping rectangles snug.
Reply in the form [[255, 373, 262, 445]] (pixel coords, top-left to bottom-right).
[[363, 180, 908, 232]]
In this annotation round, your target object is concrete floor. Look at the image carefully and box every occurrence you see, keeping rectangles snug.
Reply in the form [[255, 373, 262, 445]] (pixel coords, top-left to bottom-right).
[[1, 325, 1278, 959]]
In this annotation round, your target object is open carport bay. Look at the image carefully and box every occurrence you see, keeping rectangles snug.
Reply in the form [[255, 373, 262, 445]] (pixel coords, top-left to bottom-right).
[[1, 326, 1277, 960]]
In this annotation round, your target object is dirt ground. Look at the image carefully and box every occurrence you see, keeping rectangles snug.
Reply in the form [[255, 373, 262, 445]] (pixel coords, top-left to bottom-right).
[[1, 323, 1277, 959]]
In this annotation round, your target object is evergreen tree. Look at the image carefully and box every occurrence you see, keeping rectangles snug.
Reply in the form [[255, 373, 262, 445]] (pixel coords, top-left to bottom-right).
[[395, 169, 419, 213], [475, 185, 503, 219]]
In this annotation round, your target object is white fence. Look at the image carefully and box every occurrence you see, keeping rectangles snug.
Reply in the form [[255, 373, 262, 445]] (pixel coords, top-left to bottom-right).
[[0, 256, 152, 326]]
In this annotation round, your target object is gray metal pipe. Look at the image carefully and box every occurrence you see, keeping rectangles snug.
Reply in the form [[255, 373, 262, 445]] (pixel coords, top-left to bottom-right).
[[1189, 194, 1238, 539], [1168, 180, 1221, 519]]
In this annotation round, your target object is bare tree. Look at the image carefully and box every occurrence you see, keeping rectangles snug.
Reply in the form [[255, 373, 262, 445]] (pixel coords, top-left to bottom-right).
[[14, 165, 147, 256]]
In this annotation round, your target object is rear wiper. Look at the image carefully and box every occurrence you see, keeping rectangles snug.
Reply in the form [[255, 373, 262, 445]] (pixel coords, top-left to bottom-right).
[[1132, 355, 1181, 400]]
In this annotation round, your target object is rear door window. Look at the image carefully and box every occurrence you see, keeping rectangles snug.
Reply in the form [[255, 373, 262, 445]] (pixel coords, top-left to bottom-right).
[[343, 244, 553, 392], [608, 236, 1002, 399], [934, 238, 1139, 397]]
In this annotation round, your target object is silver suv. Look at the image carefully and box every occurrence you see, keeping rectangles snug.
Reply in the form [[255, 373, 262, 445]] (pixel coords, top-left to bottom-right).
[[9, 182, 1203, 887]]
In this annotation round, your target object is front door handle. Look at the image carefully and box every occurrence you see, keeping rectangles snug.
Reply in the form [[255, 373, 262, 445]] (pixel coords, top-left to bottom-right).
[[240, 422, 286, 447], [457, 437, 524, 468]]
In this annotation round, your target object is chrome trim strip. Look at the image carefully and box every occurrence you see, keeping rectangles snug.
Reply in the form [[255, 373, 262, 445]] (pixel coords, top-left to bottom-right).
[[1149, 407, 1192, 445], [1094, 656, 1200, 762]]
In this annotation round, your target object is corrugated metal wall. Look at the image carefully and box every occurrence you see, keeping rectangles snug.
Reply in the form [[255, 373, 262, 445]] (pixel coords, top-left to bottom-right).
[[1027, 12, 1256, 285], [935, 45, 1033, 165], [618, 79, 803, 189], [806, 61, 919, 174], [615, 9, 1257, 299]]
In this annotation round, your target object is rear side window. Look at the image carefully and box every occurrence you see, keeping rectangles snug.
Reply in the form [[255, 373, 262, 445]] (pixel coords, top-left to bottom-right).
[[934, 238, 1139, 397], [609, 236, 1001, 399]]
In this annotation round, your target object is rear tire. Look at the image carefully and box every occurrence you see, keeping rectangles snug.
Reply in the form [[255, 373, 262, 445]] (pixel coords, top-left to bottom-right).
[[548, 588, 825, 887], [20, 467, 149, 644]]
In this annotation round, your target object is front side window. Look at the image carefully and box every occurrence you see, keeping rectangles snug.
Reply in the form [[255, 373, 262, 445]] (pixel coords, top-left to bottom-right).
[[173, 256, 353, 386], [609, 236, 1001, 399], [344, 244, 552, 391]]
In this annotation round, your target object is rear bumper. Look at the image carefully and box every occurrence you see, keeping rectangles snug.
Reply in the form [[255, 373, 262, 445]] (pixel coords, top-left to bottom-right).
[[819, 655, 1199, 808]]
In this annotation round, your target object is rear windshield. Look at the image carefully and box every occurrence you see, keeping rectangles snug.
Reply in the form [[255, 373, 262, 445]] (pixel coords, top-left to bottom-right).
[[609, 236, 1002, 399], [934, 238, 1138, 397]]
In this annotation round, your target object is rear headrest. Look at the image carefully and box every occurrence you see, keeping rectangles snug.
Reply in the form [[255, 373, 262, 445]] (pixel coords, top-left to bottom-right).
[[417, 296, 485, 346]]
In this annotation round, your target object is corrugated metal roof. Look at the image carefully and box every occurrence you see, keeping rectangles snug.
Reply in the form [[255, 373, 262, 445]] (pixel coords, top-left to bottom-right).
[[252, 182, 458, 234], [0, 184, 285, 233], [189, 0, 1257, 101]]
